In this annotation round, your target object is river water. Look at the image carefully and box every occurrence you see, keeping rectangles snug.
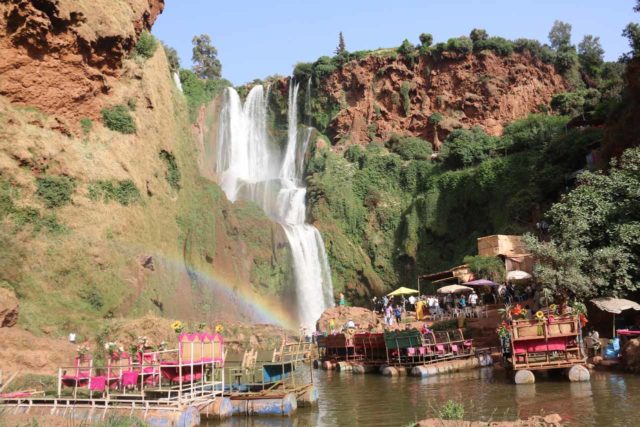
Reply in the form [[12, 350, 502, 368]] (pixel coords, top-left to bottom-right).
[[212, 368, 640, 426]]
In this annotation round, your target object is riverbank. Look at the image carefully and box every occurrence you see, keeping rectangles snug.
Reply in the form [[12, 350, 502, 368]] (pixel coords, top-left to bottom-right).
[[417, 414, 563, 426]]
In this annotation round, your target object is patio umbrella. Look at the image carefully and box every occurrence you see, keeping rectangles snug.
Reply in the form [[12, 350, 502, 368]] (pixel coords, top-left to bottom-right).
[[506, 270, 532, 282], [387, 286, 419, 297], [437, 284, 473, 294], [463, 279, 498, 287], [591, 297, 640, 337]]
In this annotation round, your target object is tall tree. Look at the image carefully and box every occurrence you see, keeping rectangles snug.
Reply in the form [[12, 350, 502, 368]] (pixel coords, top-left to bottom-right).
[[335, 32, 346, 55], [623, 23, 640, 60], [578, 35, 604, 78], [548, 20, 573, 51], [192, 34, 222, 80]]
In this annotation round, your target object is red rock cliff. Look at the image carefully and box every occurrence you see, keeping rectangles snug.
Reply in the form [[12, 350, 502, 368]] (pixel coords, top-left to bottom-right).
[[321, 51, 567, 149], [0, 0, 164, 121]]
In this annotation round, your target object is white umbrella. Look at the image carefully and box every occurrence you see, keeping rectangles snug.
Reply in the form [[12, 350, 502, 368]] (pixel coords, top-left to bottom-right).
[[506, 270, 532, 282], [591, 297, 640, 337], [437, 285, 473, 294]]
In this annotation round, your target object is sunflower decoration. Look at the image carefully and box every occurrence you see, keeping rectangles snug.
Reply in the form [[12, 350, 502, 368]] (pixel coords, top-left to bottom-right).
[[535, 310, 545, 320], [196, 322, 207, 332], [171, 320, 185, 334], [549, 304, 558, 314], [215, 324, 224, 333]]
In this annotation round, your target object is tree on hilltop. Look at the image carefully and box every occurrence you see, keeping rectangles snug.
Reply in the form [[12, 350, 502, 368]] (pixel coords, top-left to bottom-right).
[[578, 35, 604, 78], [470, 28, 488, 42], [549, 20, 572, 51], [192, 34, 222, 80], [419, 33, 433, 47], [335, 32, 346, 55]]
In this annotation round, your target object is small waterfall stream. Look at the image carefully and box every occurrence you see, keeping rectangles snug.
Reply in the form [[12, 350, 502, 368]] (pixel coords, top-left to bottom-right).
[[216, 80, 334, 330]]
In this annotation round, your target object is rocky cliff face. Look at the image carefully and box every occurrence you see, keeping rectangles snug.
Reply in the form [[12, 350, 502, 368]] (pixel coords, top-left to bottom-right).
[[319, 51, 567, 149], [0, 0, 164, 124], [0, 0, 297, 342]]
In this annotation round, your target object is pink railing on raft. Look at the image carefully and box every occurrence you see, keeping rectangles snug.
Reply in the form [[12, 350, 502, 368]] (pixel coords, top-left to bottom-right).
[[57, 333, 226, 403]]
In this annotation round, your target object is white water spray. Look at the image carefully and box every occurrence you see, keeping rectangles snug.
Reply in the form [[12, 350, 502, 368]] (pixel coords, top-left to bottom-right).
[[216, 81, 334, 330], [173, 72, 183, 93]]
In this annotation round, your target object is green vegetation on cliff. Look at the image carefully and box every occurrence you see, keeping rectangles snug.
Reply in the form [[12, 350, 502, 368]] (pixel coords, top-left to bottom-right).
[[307, 114, 602, 302]]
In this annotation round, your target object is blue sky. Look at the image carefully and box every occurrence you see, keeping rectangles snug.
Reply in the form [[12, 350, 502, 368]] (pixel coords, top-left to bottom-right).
[[153, 0, 638, 85]]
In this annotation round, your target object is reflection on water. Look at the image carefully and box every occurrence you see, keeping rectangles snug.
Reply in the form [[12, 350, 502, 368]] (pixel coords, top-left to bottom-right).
[[210, 368, 640, 427]]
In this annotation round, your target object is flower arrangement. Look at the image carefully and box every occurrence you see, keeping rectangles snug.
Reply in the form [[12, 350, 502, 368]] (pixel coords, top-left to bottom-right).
[[104, 341, 125, 360], [215, 324, 224, 333], [171, 320, 184, 334], [510, 304, 526, 319], [496, 321, 511, 339], [76, 344, 90, 357]]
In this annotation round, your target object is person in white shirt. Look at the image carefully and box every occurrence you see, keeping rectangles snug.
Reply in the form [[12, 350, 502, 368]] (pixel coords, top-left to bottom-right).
[[469, 291, 479, 307]]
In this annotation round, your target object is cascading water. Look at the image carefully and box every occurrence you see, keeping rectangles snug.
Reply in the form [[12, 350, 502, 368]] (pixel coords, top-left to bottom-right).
[[216, 80, 334, 331]]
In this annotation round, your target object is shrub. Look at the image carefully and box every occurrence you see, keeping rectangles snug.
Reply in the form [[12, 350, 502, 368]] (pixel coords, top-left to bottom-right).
[[101, 105, 136, 134], [501, 114, 569, 151], [397, 39, 416, 56], [438, 400, 465, 420], [135, 30, 158, 59], [429, 112, 443, 125], [81, 286, 104, 310], [419, 33, 433, 47], [400, 82, 411, 116], [159, 150, 181, 190], [293, 62, 314, 81], [179, 69, 231, 121], [445, 36, 473, 55], [555, 49, 579, 73], [470, 28, 488, 42], [387, 135, 432, 160], [313, 56, 337, 77], [80, 118, 92, 134], [440, 127, 498, 169], [550, 90, 601, 118], [162, 42, 180, 73], [88, 180, 141, 206], [513, 38, 556, 63], [551, 92, 585, 116], [473, 36, 513, 56], [36, 176, 75, 208]]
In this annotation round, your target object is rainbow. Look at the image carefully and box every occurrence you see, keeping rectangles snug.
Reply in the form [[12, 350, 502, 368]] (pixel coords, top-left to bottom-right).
[[110, 241, 299, 331]]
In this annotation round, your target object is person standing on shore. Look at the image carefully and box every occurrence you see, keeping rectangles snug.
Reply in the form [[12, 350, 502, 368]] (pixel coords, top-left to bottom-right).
[[394, 305, 402, 324], [385, 304, 393, 326], [469, 291, 478, 308]]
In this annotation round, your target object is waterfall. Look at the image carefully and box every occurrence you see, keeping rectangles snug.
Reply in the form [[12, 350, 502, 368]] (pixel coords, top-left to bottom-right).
[[304, 78, 312, 126], [216, 81, 334, 331], [173, 72, 183, 93]]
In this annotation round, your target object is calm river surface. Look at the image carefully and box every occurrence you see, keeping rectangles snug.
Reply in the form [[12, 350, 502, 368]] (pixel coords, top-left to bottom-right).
[[212, 367, 640, 427]]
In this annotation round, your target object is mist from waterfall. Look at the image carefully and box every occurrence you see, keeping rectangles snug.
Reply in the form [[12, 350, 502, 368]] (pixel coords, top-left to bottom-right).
[[216, 80, 334, 331]]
